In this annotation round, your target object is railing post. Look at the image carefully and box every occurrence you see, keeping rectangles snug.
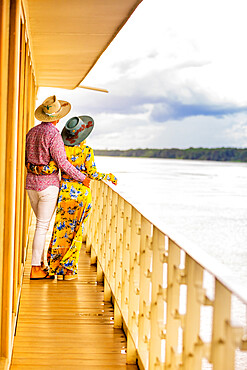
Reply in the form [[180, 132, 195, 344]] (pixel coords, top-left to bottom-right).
[[85, 237, 91, 253], [85, 182, 95, 254], [138, 216, 152, 368], [128, 208, 141, 352], [100, 183, 107, 274], [104, 186, 112, 280], [104, 276, 111, 302], [114, 301, 122, 328], [183, 255, 204, 369], [91, 247, 97, 265], [91, 182, 101, 265], [97, 260, 104, 283], [109, 190, 117, 295], [97, 183, 104, 267], [165, 239, 181, 369], [121, 202, 132, 322], [127, 331, 137, 364], [115, 197, 124, 318], [149, 227, 166, 369], [211, 280, 232, 370]]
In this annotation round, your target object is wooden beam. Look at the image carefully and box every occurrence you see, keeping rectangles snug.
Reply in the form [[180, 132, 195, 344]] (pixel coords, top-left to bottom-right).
[[21, 44, 30, 266], [0, 0, 10, 359], [17, 21, 26, 289], [2, 0, 21, 361], [78, 85, 109, 93]]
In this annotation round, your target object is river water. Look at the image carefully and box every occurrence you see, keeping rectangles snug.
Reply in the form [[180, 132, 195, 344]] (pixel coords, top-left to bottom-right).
[[95, 155, 247, 369], [95, 156, 247, 283]]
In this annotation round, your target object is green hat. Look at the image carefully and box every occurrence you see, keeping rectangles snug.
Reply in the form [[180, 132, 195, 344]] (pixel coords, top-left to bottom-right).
[[61, 115, 94, 146]]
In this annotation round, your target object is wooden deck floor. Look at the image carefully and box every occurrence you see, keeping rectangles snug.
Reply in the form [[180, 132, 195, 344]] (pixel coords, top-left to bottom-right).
[[11, 216, 138, 369]]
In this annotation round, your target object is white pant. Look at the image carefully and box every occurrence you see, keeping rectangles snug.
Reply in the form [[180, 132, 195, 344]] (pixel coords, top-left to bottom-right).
[[27, 186, 59, 266]]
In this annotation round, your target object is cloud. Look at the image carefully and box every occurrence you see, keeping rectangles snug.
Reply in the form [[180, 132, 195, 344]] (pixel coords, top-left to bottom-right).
[[90, 112, 247, 150], [70, 66, 247, 124], [225, 118, 247, 147], [86, 114, 157, 150], [114, 59, 141, 75], [150, 100, 247, 123], [37, 13, 247, 151], [38, 81, 247, 150], [83, 112, 246, 150]]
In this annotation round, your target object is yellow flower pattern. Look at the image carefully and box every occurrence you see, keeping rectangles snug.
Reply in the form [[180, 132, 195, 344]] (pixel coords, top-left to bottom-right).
[[28, 143, 117, 276]]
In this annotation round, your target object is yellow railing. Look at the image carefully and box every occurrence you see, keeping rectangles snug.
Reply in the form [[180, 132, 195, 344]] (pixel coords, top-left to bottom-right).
[[84, 180, 247, 370]]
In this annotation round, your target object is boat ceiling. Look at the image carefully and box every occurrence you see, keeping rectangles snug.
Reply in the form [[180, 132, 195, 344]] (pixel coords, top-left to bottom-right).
[[24, 0, 142, 89]]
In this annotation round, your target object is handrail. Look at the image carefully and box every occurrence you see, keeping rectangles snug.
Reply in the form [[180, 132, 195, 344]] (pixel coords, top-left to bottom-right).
[[105, 183, 247, 306], [84, 180, 247, 369]]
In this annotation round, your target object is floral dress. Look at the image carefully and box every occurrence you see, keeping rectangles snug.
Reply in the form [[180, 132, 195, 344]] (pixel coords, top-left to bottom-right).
[[27, 142, 117, 276]]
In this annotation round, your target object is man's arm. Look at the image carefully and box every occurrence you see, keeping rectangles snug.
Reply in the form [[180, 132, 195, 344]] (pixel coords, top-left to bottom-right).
[[50, 134, 87, 183]]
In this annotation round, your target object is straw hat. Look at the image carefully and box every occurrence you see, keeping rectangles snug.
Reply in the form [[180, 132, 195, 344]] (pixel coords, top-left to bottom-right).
[[61, 116, 94, 146], [34, 95, 71, 122]]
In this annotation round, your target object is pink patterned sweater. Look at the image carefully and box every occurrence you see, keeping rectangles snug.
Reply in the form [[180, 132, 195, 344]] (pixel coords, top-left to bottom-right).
[[25, 122, 86, 191]]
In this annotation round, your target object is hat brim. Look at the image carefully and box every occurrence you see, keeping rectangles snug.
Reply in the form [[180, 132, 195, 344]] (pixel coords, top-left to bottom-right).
[[61, 115, 94, 146], [34, 100, 71, 122]]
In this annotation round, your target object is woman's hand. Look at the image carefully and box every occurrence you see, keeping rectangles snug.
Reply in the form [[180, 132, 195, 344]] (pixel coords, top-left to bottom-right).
[[83, 177, 91, 188], [108, 173, 117, 185]]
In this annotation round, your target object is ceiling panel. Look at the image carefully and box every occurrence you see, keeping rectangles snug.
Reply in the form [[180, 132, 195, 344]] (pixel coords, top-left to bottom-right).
[[24, 0, 142, 89]]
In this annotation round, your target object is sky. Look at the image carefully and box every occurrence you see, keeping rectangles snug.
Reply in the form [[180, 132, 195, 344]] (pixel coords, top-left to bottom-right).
[[37, 0, 247, 150]]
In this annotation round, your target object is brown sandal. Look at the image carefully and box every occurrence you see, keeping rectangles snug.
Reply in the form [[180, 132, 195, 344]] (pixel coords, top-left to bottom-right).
[[30, 272, 54, 280]]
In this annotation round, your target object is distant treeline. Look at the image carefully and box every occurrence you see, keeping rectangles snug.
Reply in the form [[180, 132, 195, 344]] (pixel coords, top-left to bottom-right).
[[94, 148, 247, 162]]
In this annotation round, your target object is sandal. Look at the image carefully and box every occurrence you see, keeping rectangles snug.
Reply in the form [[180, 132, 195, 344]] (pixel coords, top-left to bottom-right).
[[30, 273, 55, 280], [41, 262, 49, 273], [64, 272, 77, 281]]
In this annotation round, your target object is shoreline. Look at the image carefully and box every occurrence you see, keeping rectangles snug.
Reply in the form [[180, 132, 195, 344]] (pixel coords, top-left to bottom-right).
[[94, 147, 247, 162]]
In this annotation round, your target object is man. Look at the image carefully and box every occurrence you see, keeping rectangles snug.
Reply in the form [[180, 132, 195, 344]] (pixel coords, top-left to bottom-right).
[[25, 95, 90, 280]]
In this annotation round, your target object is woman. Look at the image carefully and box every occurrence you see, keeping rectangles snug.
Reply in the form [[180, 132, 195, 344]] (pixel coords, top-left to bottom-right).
[[28, 115, 117, 280], [25, 96, 89, 280]]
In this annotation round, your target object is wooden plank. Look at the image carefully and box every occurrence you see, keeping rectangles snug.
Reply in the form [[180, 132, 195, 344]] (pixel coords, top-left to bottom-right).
[[12, 353, 128, 360], [16, 323, 118, 328], [12, 356, 125, 369], [14, 327, 125, 341], [12, 348, 126, 354], [14, 336, 126, 343], [10, 214, 138, 369], [13, 342, 126, 350], [11, 366, 138, 370], [15, 319, 115, 324]]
